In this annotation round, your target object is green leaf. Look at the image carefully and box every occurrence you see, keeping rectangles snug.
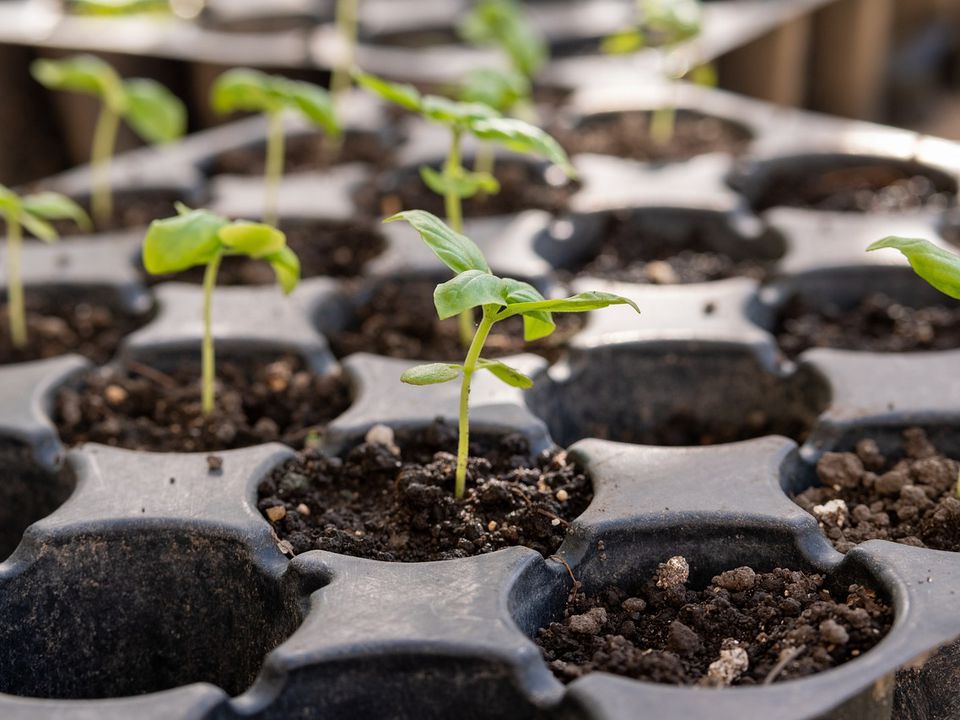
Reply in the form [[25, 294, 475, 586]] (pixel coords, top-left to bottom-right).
[[283, 80, 340, 136], [643, 0, 703, 46], [421, 95, 500, 127], [457, 0, 547, 78], [31, 54, 126, 112], [433, 269, 507, 319], [384, 210, 489, 274], [122, 78, 186, 144], [0, 185, 20, 216], [504, 290, 641, 315], [22, 192, 92, 232], [20, 212, 58, 243], [867, 236, 960, 300], [468, 117, 575, 177], [266, 246, 301, 294], [476, 358, 532, 388], [211, 68, 282, 115], [601, 28, 646, 55], [353, 71, 423, 112], [501, 277, 553, 340], [400, 362, 463, 385], [459, 67, 529, 113], [142, 209, 227, 274], [69, 0, 170, 16], [419, 165, 500, 199], [688, 63, 717, 88], [218, 221, 287, 258]]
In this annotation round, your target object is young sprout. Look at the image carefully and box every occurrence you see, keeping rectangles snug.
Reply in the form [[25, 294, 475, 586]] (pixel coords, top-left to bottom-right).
[[142, 204, 301, 415], [390, 210, 639, 499], [602, 0, 712, 145], [458, 0, 548, 83], [329, 0, 360, 103], [0, 186, 90, 348], [68, 0, 170, 15], [355, 71, 575, 344], [211, 69, 340, 228], [31, 55, 186, 228], [867, 236, 960, 497]]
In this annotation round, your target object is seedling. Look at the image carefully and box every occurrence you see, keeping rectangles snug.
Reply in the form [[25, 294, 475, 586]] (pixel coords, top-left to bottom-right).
[[68, 0, 170, 15], [355, 71, 574, 344], [329, 0, 360, 103], [142, 204, 301, 415], [458, 0, 548, 83], [867, 236, 960, 496], [0, 186, 90, 348], [31, 55, 186, 228], [391, 210, 639, 498], [211, 68, 340, 228], [602, 0, 713, 145]]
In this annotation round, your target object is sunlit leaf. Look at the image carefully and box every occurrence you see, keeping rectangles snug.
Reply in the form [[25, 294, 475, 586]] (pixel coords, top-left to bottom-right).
[[353, 71, 422, 112], [468, 117, 575, 177], [385, 210, 489, 274], [20, 212, 58, 243], [867, 236, 960, 300], [400, 362, 462, 385], [123, 78, 186, 144], [142, 208, 227, 274], [477, 358, 533, 388], [218, 221, 286, 258], [419, 165, 499, 199], [433, 269, 507, 319], [266, 246, 301, 294], [31, 55, 126, 112], [22, 192, 92, 232]]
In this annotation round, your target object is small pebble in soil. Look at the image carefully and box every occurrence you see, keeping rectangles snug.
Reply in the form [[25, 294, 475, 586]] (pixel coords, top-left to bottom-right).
[[536, 556, 892, 686], [257, 420, 592, 562], [794, 428, 960, 553]]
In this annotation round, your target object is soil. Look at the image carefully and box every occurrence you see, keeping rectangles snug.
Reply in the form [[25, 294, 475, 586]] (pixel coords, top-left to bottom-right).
[[145, 220, 385, 284], [537, 555, 892, 686], [744, 162, 955, 213], [775, 293, 960, 358], [207, 132, 392, 176], [328, 278, 585, 362], [357, 159, 576, 219], [54, 355, 351, 452], [0, 295, 147, 366], [47, 191, 184, 237], [258, 420, 592, 562], [565, 212, 774, 284], [794, 428, 960, 554], [554, 110, 751, 164]]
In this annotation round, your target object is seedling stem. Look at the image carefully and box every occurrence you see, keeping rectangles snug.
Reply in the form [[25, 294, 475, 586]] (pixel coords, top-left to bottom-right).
[[201, 252, 222, 416], [265, 111, 285, 228], [91, 102, 120, 226], [456, 307, 496, 496], [4, 211, 25, 348]]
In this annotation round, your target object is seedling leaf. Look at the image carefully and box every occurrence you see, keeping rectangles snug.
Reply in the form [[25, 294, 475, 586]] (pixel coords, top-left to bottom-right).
[[477, 358, 533, 388], [469, 117, 575, 177], [266, 246, 301, 294], [143, 209, 227, 274], [504, 290, 641, 315], [31, 55, 125, 111], [400, 362, 463, 385], [419, 166, 499, 198], [434, 269, 507, 319], [385, 210, 489, 274], [422, 95, 500, 125], [21, 193, 92, 232], [218, 221, 286, 258], [459, 67, 529, 112], [122, 78, 187, 143], [353, 71, 422, 112], [867, 236, 960, 300], [19, 212, 58, 243], [285, 80, 341, 136]]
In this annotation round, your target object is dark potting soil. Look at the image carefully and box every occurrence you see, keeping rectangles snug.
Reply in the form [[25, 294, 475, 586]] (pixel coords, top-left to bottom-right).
[[537, 555, 892, 686], [775, 293, 960, 358], [0, 296, 146, 366], [258, 420, 591, 562], [554, 110, 751, 164], [566, 214, 773, 284], [358, 159, 576, 219], [48, 191, 183, 236], [54, 355, 351, 452], [145, 220, 385, 284], [745, 163, 955, 213], [328, 278, 585, 362], [795, 428, 960, 554], [207, 132, 391, 176]]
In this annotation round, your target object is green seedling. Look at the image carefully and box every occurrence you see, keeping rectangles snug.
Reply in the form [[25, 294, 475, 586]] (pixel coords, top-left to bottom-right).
[[31, 55, 186, 228], [458, 0, 548, 83], [867, 235, 960, 496], [391, 210, 639, 498], [329, 0, 360, 103], [142, 204, 301, 415], [0, 186, 90, 348], [68, 0, 170, 15], [211, 68, 340, 228], [602, 0, 713, 145], [355, 71, 574, 344]]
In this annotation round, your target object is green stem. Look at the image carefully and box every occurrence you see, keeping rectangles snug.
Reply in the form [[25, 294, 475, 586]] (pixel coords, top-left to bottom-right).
[[91, 103, 120, 228], [330, 0, 358, 99], [649, 105, 675, 146], [5, 212, 26, 349], [201, 253, 222, 417], [455, 308, 495, 499], [473, 143, 495, 199], [265, 111, 285, 228], [443, 128, 474, 347]]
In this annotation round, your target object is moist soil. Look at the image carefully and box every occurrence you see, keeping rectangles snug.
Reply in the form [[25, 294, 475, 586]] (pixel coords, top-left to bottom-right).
[[258, 420, 591, 562], [207, 131, 392, 176], [0, 295, 146, 366], [776, 293, 960, 358], [554, 110, 751, 164], [328, 277, 585, 362], [357, 159, 576, 219], [146, 220, 385, 284], [745, 163, 955, 213], [537, 556, 892, 686], [565, 213, 773, 284], [54, 355, 351, 452], [795, 428, 960, 554], [48, 191, 184, 236]]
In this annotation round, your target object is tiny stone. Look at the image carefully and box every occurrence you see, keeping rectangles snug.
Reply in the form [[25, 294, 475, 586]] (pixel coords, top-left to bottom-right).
[[656, 556, 690, 589], [703, 639, 749, 687], [296, 503, 310, 516], [104, 384, 127, 405], [567, 607, 607, 635], [813, 499, 848, 528], [715, 566, 757, 592], [206, 455, 223, 473], [819, 619, 849, 645], [551, 517, 561, 526], [487, 520, 498, 531], [556, 489, 569, 502], [365, 423, 397, 449], [265, 506, 286, 522], [644, 260, 679, 284], [621, 597, 647, 614]]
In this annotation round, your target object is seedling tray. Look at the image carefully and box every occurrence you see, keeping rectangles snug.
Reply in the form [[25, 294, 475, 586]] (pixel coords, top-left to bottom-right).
[[4, 81, 960, 719]]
